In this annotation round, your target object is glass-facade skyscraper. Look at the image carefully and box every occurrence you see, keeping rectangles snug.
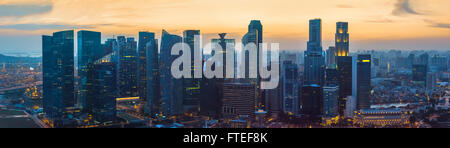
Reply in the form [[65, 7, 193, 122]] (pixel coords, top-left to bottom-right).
[[160, 30, 183, 116], [138, 32, 156, 104], [304, 19, 325, 87], [42, 30, 75, 119], [116, 36, 138, 97], [77, 30, 102, 110], [182, 30, 201, 112], [355, 54, 371, 110]]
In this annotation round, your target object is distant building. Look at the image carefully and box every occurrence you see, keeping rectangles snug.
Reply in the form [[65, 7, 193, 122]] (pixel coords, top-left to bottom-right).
[[355, 108, 409, 128], [281, 61, 299, 115], [300, 85, 323, 120], [412, 64, 427, 82], [344, 96, 356, 119], [335, 22, 349, 57], [426, 72, 437, 90], [42, 30, 75, 119], [326, 46, 336, 68], [323, 86, 339, 117], [222, 83, 256, 120]]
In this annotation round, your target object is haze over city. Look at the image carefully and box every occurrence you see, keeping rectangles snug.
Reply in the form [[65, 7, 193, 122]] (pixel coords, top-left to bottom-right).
[[0, 0, 450, 56]]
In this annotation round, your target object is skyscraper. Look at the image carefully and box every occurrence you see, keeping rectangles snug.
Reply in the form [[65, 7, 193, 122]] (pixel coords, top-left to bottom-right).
[[138, 32, 155, 105], [116, 36, 138, 97], [160, 30, 183, 116], [42, 30, 75, 119], [88, 55, 117, 123], [183, 30, 201, 112], [335, 22, 349, 57], [300, 85, 323, 121], [77, 30, 102, 110], [304, 19, 325, 86], [323, 86, 339, 117], [222, 83, 256, 120], [326, 46, 336, 68], [337, 56, 352, 117], [281, 61, 299, 115], [144, 35, 160, 117], [355, 54, 371, 110], [242, 20, 264, 110]]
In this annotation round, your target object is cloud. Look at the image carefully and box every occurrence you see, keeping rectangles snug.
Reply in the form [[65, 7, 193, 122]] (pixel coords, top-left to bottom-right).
[[392, 0, 421, 16], [0, 23, 93, 30], [425, 20, 450, 29], [0, 4, 52, 17]]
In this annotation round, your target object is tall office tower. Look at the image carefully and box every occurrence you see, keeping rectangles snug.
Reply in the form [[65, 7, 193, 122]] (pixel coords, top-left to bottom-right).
[[300, 85, 323, 121], [335, 22, 349, 57], [160, 30, 183, 116], [407, 53, 416, 68], [418, 53, 429, 66], [42, 30, 75, 119], [325, 68, 339, 86], [116, 36, 138, 97], [354, 54, 371, 110], [212, 33, 236, 77], [145, 37, 160, 117], [304, 19, 325, 87], [281, 61, 299, 115], [87, 55, 117, 123], [326, 46, 336, 68], [336, 56, 352, 117], [222, 83, 256, 120], [430, 55, 447, 72], [242, 20, 264, 110], [182, 30, 201, 112], [344, 95, 356, 118], [77, 30, 102, 110], [138, 32, 155, 105], [412, 64, 427, 82], [102, 38, 116, 57], [323, 86, 339, 117]]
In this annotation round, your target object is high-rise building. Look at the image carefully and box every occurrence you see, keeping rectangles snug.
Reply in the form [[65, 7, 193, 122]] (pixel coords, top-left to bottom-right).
[[325, 68, 339, 86], [138, 32, 156, 104], [412, 64, 427, 82], [300, 85, 323, 121], [335, 22, 349, 57], [354, 54, 371, 110], [87, 55, 117, 123], [77, 30, 102, 110], [281, 61, 299, 115], [326, 46, 336, 68], [323, 86, 339, 117], [160, 30, 183, 116], [116, 36, 138, 97], [222, 83, 256, 120], [145, 35, 160, 117], [426, 72, 437, 90], [242, 20, 264, 110], [304, 19, 325, 87], [182, 30, 201, 112], [42, 30, 75, 119], [337, 56, 352, 117]]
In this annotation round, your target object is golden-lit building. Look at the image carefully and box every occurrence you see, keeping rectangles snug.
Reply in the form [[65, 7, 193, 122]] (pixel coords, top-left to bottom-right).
[[354, 108, 410, 128], [335, 22, 349, 57]]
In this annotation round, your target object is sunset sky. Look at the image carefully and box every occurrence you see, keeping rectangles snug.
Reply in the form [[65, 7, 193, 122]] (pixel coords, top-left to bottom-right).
[[0, 0, 449, 56]]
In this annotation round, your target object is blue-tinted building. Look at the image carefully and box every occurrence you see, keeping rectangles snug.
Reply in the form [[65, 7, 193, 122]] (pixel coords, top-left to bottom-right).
[[304, 19, 325, 87], [145, 35, 160, 117], [77, 30, 102, 110], [138, 32, 156, 104], [116, 36, 138, 98], [281, 61, 299, 115], [160, 30, 183, 116], [182, 30, 201, 112], [42, 30, 75, 119], [355, 54, 371, 110]]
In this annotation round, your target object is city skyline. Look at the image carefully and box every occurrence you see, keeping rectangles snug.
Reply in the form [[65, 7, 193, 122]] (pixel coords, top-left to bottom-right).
[[1, 0, 450, 56]]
